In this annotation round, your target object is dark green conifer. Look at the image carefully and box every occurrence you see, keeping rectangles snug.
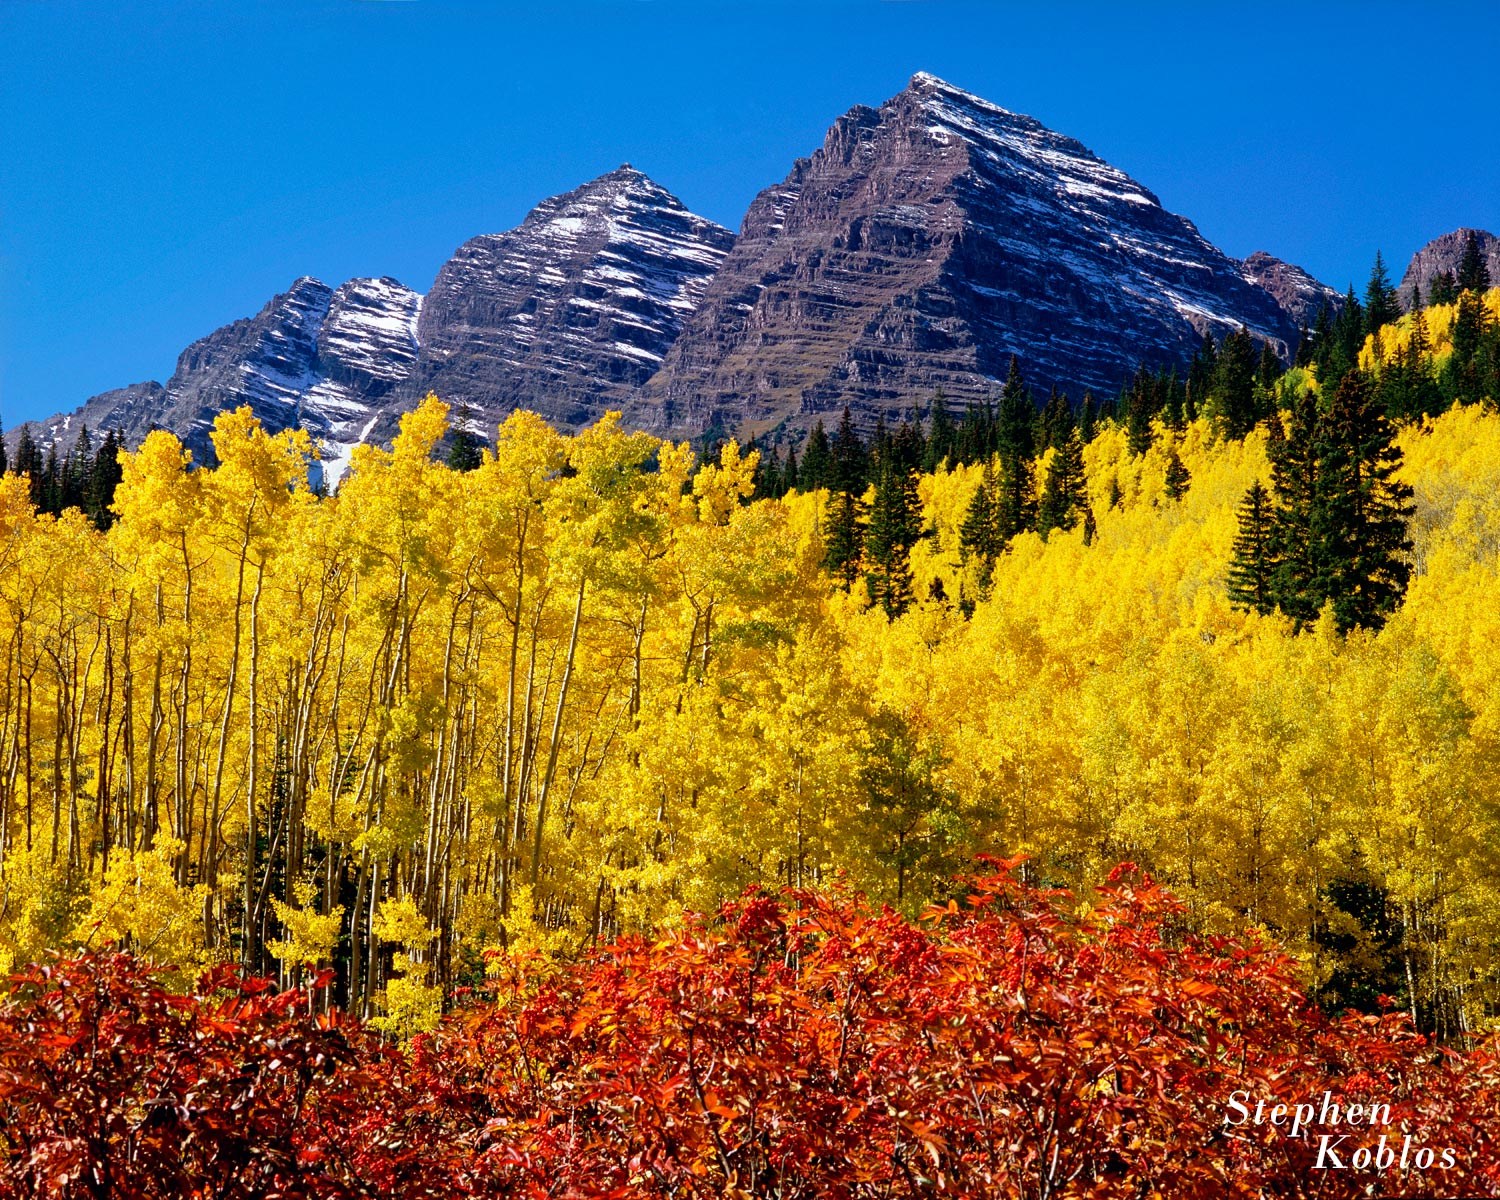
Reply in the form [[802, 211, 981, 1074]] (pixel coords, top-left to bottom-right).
[[1457, 230, 1492, 295], [923, 390, 955, 471], [1311, 371, 1414, 632], [1428, 270, 1458, 307], [994, 357, 1036, 540], [1037, 424, 1086, 537], [864, 459, 921, 618], [1077, 391, 1097, 443], [1227, 480, 1277, 614], [823, 487, 865, 591], [1163, 446, 1190, 501], [1210, 326, 1258, 439], [1363, 251, 1401, 335], [800, 420, 832, 491]]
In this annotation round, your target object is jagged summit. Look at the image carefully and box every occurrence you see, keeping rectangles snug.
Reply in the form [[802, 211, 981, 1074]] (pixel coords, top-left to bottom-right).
[[1401, 228, 1500, 309], [30, 75, 1342, 461], [636, 73, 1303, 435], [394, 166, 733, 434]]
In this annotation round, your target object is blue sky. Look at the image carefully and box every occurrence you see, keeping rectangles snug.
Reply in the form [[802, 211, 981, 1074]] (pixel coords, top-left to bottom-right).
[[2, 1, 1497, 424]]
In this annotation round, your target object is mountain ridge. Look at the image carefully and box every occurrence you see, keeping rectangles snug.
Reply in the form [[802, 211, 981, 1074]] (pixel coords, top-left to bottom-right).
[[20, 73, 1380, 470]]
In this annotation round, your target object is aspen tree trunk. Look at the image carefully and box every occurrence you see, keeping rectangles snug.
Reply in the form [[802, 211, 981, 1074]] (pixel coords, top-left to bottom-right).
[[530, 574, 585, 888], [242, 565, 263, 967]]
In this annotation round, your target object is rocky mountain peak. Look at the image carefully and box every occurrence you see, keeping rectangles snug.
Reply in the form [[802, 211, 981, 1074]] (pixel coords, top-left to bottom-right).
[[1400, 228, 1500, 308], [396, 167, 733, 434], [1240, 251, 1344, 327], [636, 73, 1306, 436]]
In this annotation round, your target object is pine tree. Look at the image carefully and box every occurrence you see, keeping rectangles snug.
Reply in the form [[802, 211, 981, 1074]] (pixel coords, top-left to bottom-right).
[[1268, 389, 1321, 624], [64, 426, 93, 511], [1077, 391, 1097, 443], [1227, 481, 1277, 614], [1126, 385, 1154, 457], [1363, 251, 1400, 335], [1457, 230, 1491, 295], [1406, 277, 1423, 314], [40, 444, 63, 516], [994, 357, 1036, 540], [1312, 371, 1414, 632], [864, 459, 920, 618], [0, 418, 7, 477], [823, 487, 865, 591], [89, 430, 124, 530], [1037, 425, 1086, 537], [958, 459, 1000, 600], [1210, 326, 1258, 438], [800, 421, 832, 492], [830, 406, 867, 495], [782, 444, 799, 494], [1428, 270, 1458, 307], [1163, 446, 1190, 501], [1081, 504, 1097, 547], [923, 390, 955, 471], [14, 424, 40, 508]]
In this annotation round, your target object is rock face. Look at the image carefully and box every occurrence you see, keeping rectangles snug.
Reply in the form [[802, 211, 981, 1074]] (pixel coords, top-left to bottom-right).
[[24, 169, 729, 482], [635, 72, 1305, 436], [397, 166, 734, 434], [1240, 251, 1343, 327], [30, 75, 1348, 463], [1400, 228, 1500, 308], [25, 277, 421, 483]]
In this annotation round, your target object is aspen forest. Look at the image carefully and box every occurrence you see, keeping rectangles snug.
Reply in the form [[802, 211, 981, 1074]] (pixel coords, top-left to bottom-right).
[[3, 282, 1500, 1060]]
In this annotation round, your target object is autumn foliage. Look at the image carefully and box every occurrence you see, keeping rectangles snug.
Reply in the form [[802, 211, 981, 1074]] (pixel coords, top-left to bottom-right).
[[2, 863, 1498, 1198]]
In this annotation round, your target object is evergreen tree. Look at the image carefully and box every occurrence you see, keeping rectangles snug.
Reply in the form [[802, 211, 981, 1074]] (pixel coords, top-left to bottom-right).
[[994, 357, 1037, 540], [14, 424, 41, 508], [446, 418, 483, 472], [1210, 326, 1258, 438], [1227, 481, 1277, 614], [1312, 371, 1414, 632], [40, 444, 62, 516], [1406, 278, 1423, 314], [830, 406, 867, 495], [1268, 389, 1322, 624], [958, 459, 1000, 603], [923, 390, 955, 471], [64, 426, 93, 511], [782, 444, 799, 495], [1125, 384, 1154, 457], [890, 418, 925, 473], [1081, 504, 1097, 547], [800, 421, 832, 492], [1363, 251, 1401, 336], [89, 430, 124, 530], [1457, 230, 1491, 295], [1428, 270, 1458, 307], [864, 459, 921, 618], [1187, 331, 1217, 402], [1163, 446, 1190, 501], [823, 487, 865, 592], [1077, 391, 1097, 443], [1037, 424, 1086, 537], [0, 418, 7, 477]]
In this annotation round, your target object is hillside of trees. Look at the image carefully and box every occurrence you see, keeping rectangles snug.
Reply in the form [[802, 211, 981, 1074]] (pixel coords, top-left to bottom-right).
[[0, 259, 1497, 1055]]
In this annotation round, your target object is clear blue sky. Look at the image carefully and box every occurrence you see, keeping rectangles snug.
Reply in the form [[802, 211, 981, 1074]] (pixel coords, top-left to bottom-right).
[[2, 1, 1497, 424]]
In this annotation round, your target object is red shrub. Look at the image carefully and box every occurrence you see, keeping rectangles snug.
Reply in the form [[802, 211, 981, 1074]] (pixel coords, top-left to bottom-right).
[[4, 863, 1500, 1198]]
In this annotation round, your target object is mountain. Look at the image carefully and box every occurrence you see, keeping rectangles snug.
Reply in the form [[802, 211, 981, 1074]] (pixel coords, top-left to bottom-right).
[[1240, 251, 1343, 327], [633, 73, 1308, 436], [22, 169, 728, 484], [25, 75, 1339, 464], [1400, 228, 1500, 308], [394, 165, 733, 438], [25, 276, 420, 475]]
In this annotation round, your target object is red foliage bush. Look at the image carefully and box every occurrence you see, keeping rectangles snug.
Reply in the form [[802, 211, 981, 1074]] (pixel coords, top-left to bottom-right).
[[3, 861, 1498, 1198]]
